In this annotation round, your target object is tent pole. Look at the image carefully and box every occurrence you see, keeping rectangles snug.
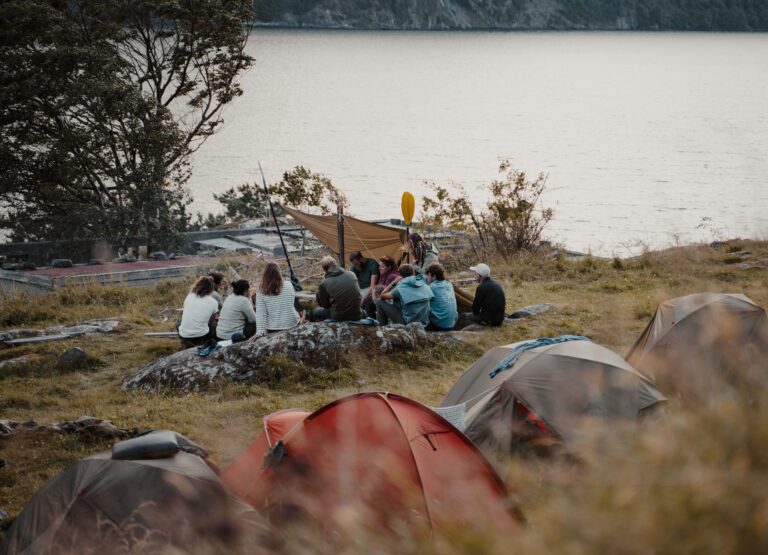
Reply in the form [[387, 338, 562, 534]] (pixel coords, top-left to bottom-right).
[[337, 204, 345, 268], [258, 161, 301, 290]]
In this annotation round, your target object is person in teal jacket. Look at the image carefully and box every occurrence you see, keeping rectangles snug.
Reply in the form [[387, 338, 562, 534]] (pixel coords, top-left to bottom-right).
[[375, 264, 434, 325], [425, 262, 458, 331]]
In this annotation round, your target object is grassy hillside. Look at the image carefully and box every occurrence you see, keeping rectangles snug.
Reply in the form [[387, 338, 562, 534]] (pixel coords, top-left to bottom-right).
[[1, 239, 767, 552]]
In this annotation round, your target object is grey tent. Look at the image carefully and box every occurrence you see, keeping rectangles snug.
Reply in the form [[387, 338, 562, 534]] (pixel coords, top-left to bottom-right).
[[1, 437, 270, 555], [626, 292, 768, 399], [442, 340, 665, 456]]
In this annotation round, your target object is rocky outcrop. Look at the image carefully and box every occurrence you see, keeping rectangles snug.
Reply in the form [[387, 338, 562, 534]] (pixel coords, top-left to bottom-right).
[[124, 322, 461, 392], [0, 416, 131, 439], [0, 318, 119, 344]]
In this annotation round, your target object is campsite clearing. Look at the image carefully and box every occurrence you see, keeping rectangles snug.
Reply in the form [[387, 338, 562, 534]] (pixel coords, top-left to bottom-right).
[[1, 239, 768, 552]]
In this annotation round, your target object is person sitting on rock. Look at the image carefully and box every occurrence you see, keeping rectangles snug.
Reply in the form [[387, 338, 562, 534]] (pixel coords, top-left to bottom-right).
[[349, 251, 379, 297], [208, 271, 226, 310], [375, 264, 434, 326], [178, 276, 219, 349], [310, 256, 363, 322], [402, 232, 439, 275], [367, 255, 400, 317], [254, 262, 301, 337], [425, 262, 458, 331], [217, 279, 257, 341], [455, 263, 506, 329]]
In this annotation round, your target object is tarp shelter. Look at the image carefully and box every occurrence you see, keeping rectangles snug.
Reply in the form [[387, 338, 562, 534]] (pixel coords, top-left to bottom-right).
[[283, 206, 407, 262], [1, 436, 269, 555], [283, 206, 475, 312], [626, 292, 768, 398], [222, 392, 519, 536], [442, 340, 666, 456]]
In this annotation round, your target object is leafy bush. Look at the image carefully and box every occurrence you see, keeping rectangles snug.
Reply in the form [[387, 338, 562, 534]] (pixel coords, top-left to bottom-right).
[[421, 160, 553, 260]]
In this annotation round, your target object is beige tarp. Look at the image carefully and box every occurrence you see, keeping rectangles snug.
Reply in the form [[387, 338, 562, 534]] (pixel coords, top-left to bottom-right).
[[284, 206, 475, 310], [283, 206, 407, 262]]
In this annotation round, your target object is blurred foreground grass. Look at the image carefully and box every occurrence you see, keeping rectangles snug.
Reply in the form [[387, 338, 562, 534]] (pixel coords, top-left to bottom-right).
[[1, 240, 768, 552]]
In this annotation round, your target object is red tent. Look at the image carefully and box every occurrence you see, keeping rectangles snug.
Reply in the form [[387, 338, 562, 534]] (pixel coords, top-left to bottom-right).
[[222, 393, 519, 536]]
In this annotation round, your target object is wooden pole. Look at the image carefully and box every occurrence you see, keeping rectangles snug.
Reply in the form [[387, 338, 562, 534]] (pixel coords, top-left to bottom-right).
[[337, 204, 345, 268]]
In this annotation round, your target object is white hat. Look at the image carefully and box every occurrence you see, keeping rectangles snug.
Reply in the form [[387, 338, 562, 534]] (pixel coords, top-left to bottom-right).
[[469, 263, 491, 277]]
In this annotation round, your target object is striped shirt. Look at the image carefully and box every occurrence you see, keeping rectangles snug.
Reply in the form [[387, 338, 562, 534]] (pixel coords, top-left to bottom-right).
[[255, 281, 300, 335]]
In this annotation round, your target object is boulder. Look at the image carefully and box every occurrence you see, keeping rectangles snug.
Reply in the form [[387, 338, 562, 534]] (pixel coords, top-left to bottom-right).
[[56, 347, 89, 370], [148, 251, 168, 261], [124, 322, 462, 392]]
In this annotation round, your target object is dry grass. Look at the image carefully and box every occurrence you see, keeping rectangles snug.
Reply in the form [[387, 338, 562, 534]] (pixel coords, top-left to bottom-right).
[[1, 239, 768, 551]]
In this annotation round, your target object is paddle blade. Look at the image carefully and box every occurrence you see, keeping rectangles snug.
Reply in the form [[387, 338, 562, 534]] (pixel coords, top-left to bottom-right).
[[401, 192, 415, 225]]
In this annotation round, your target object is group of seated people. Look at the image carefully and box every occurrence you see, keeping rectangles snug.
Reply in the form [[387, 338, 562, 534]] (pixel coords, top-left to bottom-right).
[[177, 265, 302, 349], [177, 233, 507, 349]]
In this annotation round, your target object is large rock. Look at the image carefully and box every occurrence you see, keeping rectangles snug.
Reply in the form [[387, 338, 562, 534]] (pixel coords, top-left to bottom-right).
[[124, 322, 461, 392], [56, 347, 89, 370]]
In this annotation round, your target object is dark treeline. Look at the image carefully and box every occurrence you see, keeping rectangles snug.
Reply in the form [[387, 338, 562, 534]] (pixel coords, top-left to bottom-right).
[[252, 0, 768, 31], [560, 0, 768, 31]]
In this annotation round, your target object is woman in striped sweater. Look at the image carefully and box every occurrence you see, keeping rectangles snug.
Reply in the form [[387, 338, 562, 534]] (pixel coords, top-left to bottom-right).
[[254, 262, 300, 337]]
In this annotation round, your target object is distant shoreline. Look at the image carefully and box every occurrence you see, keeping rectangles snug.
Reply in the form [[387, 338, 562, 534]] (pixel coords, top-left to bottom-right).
[[251, 24, 768, 33]]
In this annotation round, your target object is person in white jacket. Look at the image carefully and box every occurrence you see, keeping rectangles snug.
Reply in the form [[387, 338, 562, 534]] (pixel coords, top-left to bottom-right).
[[178, 276, 219, 349], [217, 279, 257, 340]]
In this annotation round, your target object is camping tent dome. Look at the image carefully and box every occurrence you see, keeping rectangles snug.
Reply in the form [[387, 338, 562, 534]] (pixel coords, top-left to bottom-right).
[[1, 447, 268, 555], [625, 292, 768, 399], [222, 392, 519, 536], [442, 339, 666, 456]]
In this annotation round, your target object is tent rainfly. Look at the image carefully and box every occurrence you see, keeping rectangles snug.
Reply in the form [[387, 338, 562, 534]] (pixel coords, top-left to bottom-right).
[[626, 292, 768, 399], [442, 340, 666, 457], [1, 434, 269, 555], [222, 392, 520, 536]]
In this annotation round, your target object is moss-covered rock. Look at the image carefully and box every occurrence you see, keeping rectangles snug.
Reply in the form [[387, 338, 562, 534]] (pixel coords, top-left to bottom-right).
[[123, 322, 462, 392]]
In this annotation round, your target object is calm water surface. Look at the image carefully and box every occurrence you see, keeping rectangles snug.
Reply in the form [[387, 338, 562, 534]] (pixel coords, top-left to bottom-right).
[[188, 30, 768, 254]]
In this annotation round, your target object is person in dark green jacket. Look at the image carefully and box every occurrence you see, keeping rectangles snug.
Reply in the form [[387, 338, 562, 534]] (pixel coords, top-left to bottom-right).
[[310, 256, 363, 322]]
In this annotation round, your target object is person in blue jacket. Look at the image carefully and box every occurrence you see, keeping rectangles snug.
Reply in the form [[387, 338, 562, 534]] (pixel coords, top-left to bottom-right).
[[424, 262, 458, 331], [375, 264, 434, 326]]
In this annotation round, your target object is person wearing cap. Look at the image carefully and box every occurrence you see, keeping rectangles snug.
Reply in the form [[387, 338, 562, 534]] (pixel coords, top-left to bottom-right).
[[465, 262, 506, 327]]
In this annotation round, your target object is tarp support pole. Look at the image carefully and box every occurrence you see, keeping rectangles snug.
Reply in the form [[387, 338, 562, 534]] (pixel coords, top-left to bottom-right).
[[258, 161, 301, 290], [337, 204, 345, 268]]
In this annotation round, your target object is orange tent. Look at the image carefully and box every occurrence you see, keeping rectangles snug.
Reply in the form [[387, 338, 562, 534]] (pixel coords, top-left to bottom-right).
[[222, 393, 519, 536]]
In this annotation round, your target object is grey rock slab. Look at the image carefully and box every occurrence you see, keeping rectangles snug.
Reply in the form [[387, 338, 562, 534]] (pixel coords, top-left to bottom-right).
[[0, 416, 129, 438], [0, 354, 39, 370], [124, 322, 462, 392]]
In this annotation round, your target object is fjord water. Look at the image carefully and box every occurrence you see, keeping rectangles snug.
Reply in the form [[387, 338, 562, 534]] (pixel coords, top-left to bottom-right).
[[188, 30, 768, 254]]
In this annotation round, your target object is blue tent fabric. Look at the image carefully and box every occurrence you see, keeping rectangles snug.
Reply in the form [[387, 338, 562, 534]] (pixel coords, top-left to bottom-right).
[[196, 344, 222, 357], [489, 335, 589, 378]]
